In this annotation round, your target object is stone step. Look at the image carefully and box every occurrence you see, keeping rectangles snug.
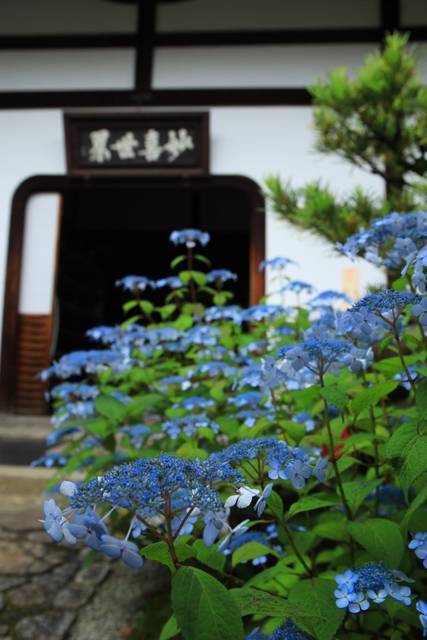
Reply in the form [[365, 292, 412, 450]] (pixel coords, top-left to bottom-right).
[[0, 413, 51, 466]]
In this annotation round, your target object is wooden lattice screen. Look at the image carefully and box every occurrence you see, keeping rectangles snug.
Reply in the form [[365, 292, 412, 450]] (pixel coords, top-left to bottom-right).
[[14, 314, 53, 414]]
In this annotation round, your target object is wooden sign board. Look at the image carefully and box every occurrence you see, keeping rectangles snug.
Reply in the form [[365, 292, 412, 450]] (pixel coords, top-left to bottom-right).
[[63, 111, 209, 175]]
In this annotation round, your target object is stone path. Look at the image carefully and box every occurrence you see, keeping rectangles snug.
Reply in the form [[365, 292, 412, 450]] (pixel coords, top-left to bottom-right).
[[0, 465, 169, 640]]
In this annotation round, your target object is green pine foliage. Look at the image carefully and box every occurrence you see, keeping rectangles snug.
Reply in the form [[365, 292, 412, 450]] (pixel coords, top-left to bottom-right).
[[266, 33, 427, 245]]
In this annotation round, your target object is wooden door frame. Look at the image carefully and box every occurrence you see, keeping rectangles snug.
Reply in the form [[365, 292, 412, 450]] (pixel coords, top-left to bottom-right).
[[0, 173, 265, 412]]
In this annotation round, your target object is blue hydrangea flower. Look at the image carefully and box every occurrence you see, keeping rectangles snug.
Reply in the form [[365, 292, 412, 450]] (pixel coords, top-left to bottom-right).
[[42, 498, 76, 544], [280, 280, 316, 295], [416, 600, 427, 637], [217, 519, 251, 552], [120, 424, 151, 448], [32, 452, 67, 468], [277, 337, 358, 378], [169, 228, 210, 248], [228, 391, 264, 408], [412, 297, 427, 327], [50, 382, 99, 401], [115, 275, 153, 292], [188, 361, 236, 379], [350, 290, 421, 315], [270, 620, 313, 640], [46, 426, 80, 447], [408, 532, 427, 568], [161, 415, 219, 439], [334, 563, 412, 613], [99, 535, 144, 569], [211, 438, 327, 491], [204, 306, 243, 323], [206, 269, 238, 283], [337, 212, 427, 293], [242, 305, 286, 322], [86, 325, 121, 344], [152, 276, 182, 289], [173, 396, 216, 411], [259, 257, 297, 271]]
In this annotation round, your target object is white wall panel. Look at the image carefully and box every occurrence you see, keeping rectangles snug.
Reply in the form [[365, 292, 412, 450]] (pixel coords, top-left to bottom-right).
[[153, 44, 376, 88], [401, 0, 427, 25], [157, 0, 379, 32], [19, 194, 60, 314], [0, 0, 136, 34], [0, 49, 135, 91]]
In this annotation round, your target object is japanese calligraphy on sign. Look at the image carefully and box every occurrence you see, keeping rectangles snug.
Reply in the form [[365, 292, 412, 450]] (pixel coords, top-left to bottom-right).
[[64, 112, 209, 175]]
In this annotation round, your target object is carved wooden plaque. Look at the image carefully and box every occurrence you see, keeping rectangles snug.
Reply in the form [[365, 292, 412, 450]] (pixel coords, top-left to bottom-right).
[[64, 111, 209, 175]]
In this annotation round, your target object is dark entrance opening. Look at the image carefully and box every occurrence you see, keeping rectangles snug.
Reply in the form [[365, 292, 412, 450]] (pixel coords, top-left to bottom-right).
[[56, 185, 253, 357], [0, 174, 265, 415]]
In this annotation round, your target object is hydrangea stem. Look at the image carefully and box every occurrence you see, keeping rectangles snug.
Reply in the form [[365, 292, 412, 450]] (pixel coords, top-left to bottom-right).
[[282, 523, 314, 577], [187, 247, 197, 303], [319, 375, 353, 521]]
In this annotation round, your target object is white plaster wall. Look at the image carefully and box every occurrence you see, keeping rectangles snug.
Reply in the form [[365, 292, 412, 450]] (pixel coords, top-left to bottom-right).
[[0, 49, 135, 91], [157, 0, 380, 32], [153, 44, 375, 89], [0, 0, 137, 34], [401, 0, 427, 25]]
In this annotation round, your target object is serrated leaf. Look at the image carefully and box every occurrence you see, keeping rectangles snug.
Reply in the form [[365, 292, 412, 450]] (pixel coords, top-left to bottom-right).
[[341, 479, 382, 515], [95, 395, 127, 421], [288, 579, 345, 640], [321, 386, 348, 411], [287, 496, 337, 519], [416, 379, 427, 422], [400, 435, 427, 493], [351, 381, 398, 415], [159, 615, 180, 640], [401, 484, 427, 529], [348, 519, 404, 568], [231, 587, 323, 624], [141, 541, 176, 573], [386, 422, 417, 459], [171, 255, 186, 269], [267, 490, 284, 520], [193, 540, 225, 572], [172, 567, 244, 640]]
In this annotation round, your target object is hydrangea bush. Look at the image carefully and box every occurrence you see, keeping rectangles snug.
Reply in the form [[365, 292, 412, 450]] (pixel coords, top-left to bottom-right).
[[37, 218, 427, 639]]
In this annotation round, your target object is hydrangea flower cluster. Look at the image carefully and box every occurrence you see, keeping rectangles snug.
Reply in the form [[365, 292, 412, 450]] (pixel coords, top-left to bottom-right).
[[276, 337, 369, 378], [337, 211, 427, 291], [259, 257, 297, 271], [211, 438, 327, 490], [334, 563, 412, 613], [169, 228, 210, 248], [206, 269, 237, 283], [43, 453, 248, 562], [161, 415, 219, 440], [246, 620, 313, 640]]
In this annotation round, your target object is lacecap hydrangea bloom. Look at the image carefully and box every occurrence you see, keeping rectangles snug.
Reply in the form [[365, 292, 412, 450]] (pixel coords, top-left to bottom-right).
[[169, 228, 210, 248], [42, 449, 290, 562], [334, 563, 412, 613], [210, 438, 327, 490]]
